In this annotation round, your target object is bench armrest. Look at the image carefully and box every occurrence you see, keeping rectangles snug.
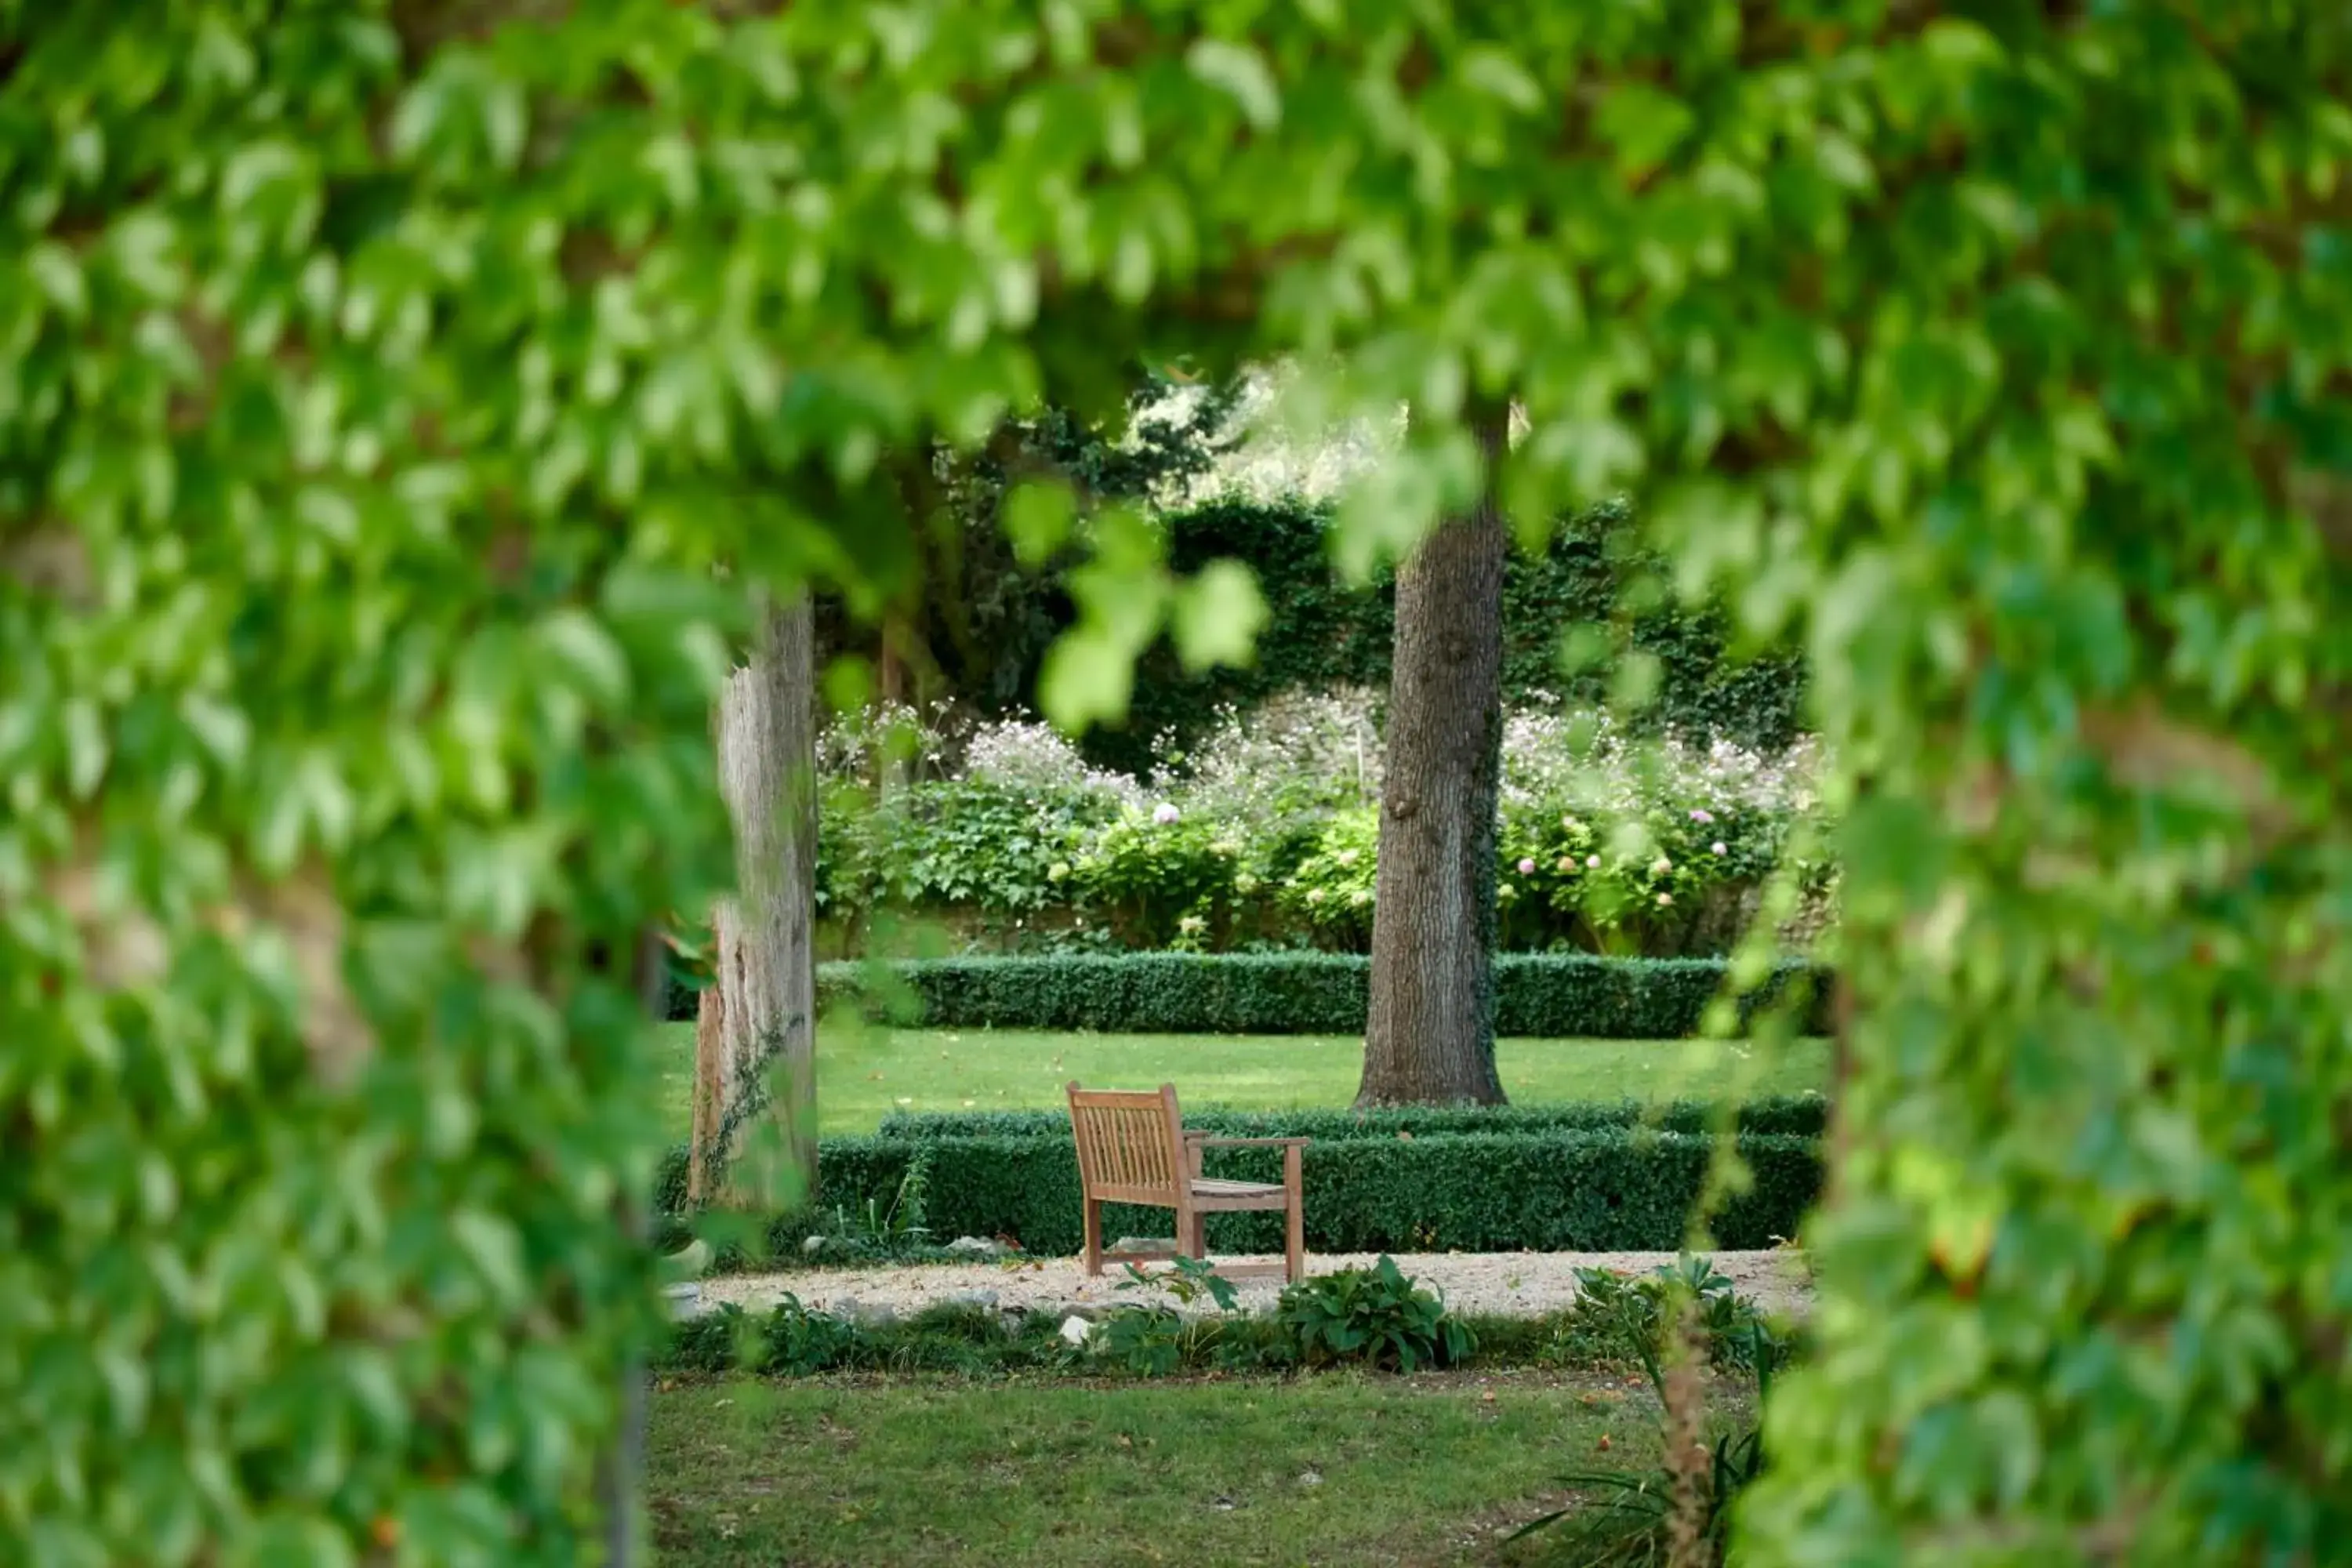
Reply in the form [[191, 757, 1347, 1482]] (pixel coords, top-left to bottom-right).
[[1183, 1133, 1311, 1149]]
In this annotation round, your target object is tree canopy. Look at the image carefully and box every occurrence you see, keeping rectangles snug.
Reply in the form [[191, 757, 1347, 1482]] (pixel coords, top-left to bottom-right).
[[6, 1, 2350, 1561]]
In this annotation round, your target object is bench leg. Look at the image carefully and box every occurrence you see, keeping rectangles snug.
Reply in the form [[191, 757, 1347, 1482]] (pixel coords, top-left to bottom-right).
[[1082, 1198, 1104, 1276], [1184, 1210, 1206, 1262], [1283, 1145, 1305, 1284]]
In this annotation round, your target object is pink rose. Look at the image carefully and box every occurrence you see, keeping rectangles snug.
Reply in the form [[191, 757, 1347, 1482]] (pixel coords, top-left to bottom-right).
[[1690, 808, 1715, 824], [1516, 858, 1537, 876]]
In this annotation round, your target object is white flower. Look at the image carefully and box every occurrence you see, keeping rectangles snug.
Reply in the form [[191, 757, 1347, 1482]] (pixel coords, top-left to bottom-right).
[[1652, 856, 1673, 876], [1586, 855, 1601, 869], [1178, 914, 1207, 935], [1335, 849, 1361, 867], [1711, 841, 1728, 856], [1152, 802, 1181, 825], [1305, 887, 1327, 904], [1557, 856, 1576, 872], [1047, 861, 1070, 882], [1656, 892, 1673, 907]]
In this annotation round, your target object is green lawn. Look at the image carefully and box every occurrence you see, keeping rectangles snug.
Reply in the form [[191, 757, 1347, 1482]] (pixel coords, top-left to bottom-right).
[[647, 1374, 1653, 1566], [659, 1022, 1828, 1134]]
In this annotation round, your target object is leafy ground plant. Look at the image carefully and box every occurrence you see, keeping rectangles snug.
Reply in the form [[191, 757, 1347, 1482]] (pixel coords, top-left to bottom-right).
[[1556, 1254, 1769, 1372], [1276, 1256, 1475, 1371]]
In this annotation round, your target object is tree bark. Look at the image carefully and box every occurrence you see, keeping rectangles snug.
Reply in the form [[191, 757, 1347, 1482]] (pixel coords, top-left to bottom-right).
[[1356, 404, 1511, 1107], [690, 590, 820, 1207]]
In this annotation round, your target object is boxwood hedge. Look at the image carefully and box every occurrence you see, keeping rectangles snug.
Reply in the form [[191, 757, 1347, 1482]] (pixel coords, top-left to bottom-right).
[[655, 1123, 1822, 1259], [873, 1094, 1830, 1142], [670, 951, 1835, 1036]]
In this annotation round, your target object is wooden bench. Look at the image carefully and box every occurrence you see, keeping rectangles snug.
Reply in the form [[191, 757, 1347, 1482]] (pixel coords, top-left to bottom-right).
[[1064, 1081, 1308, 1283]]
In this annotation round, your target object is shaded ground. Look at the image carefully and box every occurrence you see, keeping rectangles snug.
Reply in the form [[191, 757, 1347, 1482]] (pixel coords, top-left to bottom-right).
[[694, 1248, 1811, 1323], [659, 1022, 1829, 1134], [648, 1373, 1675, 1566]]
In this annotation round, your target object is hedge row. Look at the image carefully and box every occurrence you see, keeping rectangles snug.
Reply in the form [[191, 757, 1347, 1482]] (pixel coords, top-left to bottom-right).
[[654, 1126, 1822, 1258], [669, 952, 1834, 1036], [873, 1093, 1830, 1142]]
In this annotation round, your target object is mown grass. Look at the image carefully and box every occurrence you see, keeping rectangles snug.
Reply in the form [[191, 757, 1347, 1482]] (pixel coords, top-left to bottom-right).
[[657, 1021, 1829, 1135], [646, 1373, 1661, 1566]]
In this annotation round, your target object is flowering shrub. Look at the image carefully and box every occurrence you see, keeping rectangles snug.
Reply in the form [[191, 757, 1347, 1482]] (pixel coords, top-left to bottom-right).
[[816, 700, 1835, 958], [1070, 807, 1247, 948], [821, 779, 1116, 919], [1276, 808, 1382, 949], [1174, 688, 1384, 826]]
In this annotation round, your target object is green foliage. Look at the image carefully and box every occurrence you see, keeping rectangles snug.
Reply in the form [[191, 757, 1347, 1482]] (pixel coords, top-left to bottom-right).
[[1274, 806, 1382, 944], [1516, 1311, 1791, 1564], [1555, 1255, 1773, 1374], [1087, 499, 1806, 775], [776, 951, 1833, 1037], [817, 779, 1112, 918], [793, 699, 1829, 960], [1275, 1256, 1475, 1372], [821, 377, 1247, 717], [658, 1291, 1723, 1384], [652, 1124, 1822, 1261], [20, 0, 2350, 1556], [875, 1094, 1831, 1143], [1069, 806, 1245, 948]]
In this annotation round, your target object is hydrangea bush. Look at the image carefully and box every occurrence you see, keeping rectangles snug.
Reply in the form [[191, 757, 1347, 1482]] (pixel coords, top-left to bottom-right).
[[813, 693, 1834, 958]]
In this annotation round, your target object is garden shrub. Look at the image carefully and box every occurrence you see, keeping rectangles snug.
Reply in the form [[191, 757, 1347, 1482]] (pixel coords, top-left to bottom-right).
[[873, 1094, 1831, 1142], [742, 950, 1834, 1036], [652, 1125, 1823, 1259], [1275, 1256, 1476, 1370], [774, 691, 1833, 964]]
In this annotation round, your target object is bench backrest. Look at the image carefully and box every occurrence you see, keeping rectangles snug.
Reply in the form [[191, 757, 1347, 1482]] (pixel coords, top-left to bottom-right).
[[1065, 1082, 1187, 1207]]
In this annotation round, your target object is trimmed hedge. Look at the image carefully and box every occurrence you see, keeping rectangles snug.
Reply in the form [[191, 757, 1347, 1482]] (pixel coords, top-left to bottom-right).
[[663, 951, 1837, 1035], [654, 1124, 1822, 1258], [873, 1094, 1830, 1142]]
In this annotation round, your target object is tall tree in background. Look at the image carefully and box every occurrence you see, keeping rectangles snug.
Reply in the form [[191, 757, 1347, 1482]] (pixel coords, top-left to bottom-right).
[[1356, 403, 1512, 1106], [688, 593, 820, 1205]]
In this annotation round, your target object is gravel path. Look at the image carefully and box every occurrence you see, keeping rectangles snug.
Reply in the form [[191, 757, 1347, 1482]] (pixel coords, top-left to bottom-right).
[[692, 1248, 1810, 1323]]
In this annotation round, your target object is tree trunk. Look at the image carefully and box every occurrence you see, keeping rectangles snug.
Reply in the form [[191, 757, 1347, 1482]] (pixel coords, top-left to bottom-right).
[[690, 591, 820, 1207], [1356, 405, 1511, 1107]]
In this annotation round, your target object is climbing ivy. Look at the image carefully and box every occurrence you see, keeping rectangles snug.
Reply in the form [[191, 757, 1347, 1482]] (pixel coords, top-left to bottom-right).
[[7, 1, 2351, 1563]]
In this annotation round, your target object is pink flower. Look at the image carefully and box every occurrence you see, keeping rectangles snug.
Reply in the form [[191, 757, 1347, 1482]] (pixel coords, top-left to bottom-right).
[[1516, 858, 1537, 876], [1152, 802, 1180, 825], [1690, 808, 1715, 824], [1586, 855, 1601, 869]]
